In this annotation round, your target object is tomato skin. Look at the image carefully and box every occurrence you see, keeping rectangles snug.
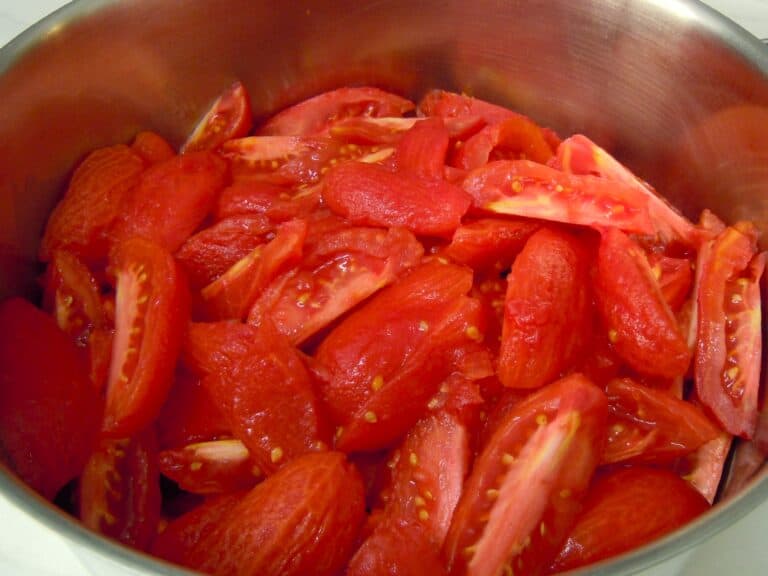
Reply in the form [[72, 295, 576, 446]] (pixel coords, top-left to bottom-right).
[[103, 238, 189, 437], [186, 452, 366, 576], [183, 81, 253, 152], [215, 181, 320, 221], [0, 298, 101, 499], [184, 320, 331, 473], [80, 427, 161, 550], [394, 116, 450, 180], [111, 151, 228, 253], [604, 378, 721, 465], [548, 467, 710, 573], [131, 131, 175, 165], [595, 228, 691, 378], [694, 225, 763, 438], [499, 227, 593, 389], [323, 162, 471, 238], [175, 214, 273, 288], [40, 144, 145, 263], [445, 373, 608, 576], [259, 87, 414, 136], [444, 218, 540, 272]]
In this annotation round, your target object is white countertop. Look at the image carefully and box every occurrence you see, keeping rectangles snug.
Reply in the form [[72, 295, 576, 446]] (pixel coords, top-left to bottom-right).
[[1, 1, 768, 575]]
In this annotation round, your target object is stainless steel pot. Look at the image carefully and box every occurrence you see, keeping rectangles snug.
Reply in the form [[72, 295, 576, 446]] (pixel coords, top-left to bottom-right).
[[1, 1, 767, 574]]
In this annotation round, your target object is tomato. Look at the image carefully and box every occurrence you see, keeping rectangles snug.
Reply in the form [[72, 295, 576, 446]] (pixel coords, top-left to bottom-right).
[[156, 369, 229, 450], [103, 238, 188, 437], [576, 328, 623, 389], [110, 151, 228, 253], [499, 227, 593, 389], [183, 452, 366, 576], [322, 161, 471, 237], [444, 373, 608, 576], [419, 90, 525, 126], [554, 134, 700, 245], [604, 378, 721, 465], [258, 86, 414, 136], [315, 260, 493, 452], [648, 253, 694, 312], [43, 249, 112, 390], [453, 116, 555, 170], [594, 228, 691, 378], [0, 298, 101, 499], [462, 160, 654, 234], [184, 319, 331, 473], [249, 226, 423, 344], [694, 224, 763, 438], [215, 181, 320, 221], [80, 427, 161, 550], [175, 214, 273, 288], [183, 81, 253, 152], [159, 438, 261, 494], [330, 115, 483, 145], [548, 467, 710, 573], [347, 520, 448, 576], [131, 131, 175, 165], [40, 144, 145, 263], [394, 116, 450, 180], [201, 219, 306, 320], [679, 431, 733, 504], [444, 218, 540, 272]]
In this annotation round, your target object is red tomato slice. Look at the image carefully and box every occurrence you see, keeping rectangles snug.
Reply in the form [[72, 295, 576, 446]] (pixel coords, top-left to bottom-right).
[[215, 181, 320, 221], [594, 228, 691, 378], [175, 214, 273, 288], [462, 160, 654, 234], [347, 520, 448, 576], [159, 439, 261, 494], [40, 144, 145, 263], [694, 224, 763, 438], [453, 116, 555, 170], [0, 298, 101, 499], [648, 253, 694, 312], [499, 227, 593, 389], [603, 378, 721, 465], [444, 373, 608, 576], [330, 115, 483, 145], [555, 134, 700, 245], [183, 81, 253, 152], [259, 87, 414, 136], [549, 467, 709, 573], [131, 131, 175, 165], [184, 452, 366, 576], [184, 320, 331, 473], [394, 116, 450, 180], [110, 151, 228, 253], [201, 219, 306, 320], [152, 491, 243, 566], [444, 218, 540, 273], [156, 369, 230, 450], [248, 226, 423, 344], [322, 161, 471, 238], [315, 260, 493, 453], [103, 238, 188, 437], [80, 427, 161, 550]]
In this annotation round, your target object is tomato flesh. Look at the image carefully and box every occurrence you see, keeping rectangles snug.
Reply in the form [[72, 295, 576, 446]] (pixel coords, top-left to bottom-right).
[[183, 81, 253, 152]]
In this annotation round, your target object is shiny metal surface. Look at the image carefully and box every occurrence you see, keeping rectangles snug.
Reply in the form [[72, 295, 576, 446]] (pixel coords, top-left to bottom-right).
[[0, 0, 767, 574]]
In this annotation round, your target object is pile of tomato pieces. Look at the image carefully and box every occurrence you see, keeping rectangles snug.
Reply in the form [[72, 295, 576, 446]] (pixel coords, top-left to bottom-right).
[[0, 81, 765, 576]]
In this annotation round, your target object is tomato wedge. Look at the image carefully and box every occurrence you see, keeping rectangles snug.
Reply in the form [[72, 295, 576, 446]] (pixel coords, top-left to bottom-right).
[[215, 180, 320, 221], [499, 227, 593, 389], [330, 115, 483, 145], [184, 320, 331, 473], [462, 160, 654, 234], [40, 144, 145, 263], [594, 228, 691, 378], [604, 378, 721, 465], [444, 218, 540, 272], [103, 238, 188, 437], [444, 373, 608, 576], [259, 86, 414, 136], [183, 81, 253, 152], [183, 452, 366, 576], [80, 427, 161, 550], [323, 161, 471, 237], [0, 298, 101, 499], [648, 253, 694, 312], [249, 226, 423, 344], [680, 432, 733, 504], [394, 116, 450, 180], [694, 224, 763, 438]]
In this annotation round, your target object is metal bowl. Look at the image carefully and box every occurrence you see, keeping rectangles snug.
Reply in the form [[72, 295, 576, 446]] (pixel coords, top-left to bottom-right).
[[1, 1, 767, 574]]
